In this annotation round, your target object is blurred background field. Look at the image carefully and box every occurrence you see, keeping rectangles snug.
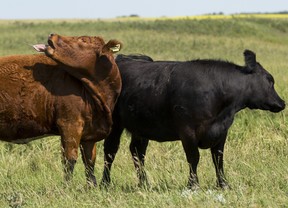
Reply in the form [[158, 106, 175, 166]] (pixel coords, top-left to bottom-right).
[[0, 15, 287, 207]]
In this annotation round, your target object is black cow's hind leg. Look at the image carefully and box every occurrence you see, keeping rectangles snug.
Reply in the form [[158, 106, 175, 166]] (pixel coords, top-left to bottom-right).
[[129, 134, 149, 187]]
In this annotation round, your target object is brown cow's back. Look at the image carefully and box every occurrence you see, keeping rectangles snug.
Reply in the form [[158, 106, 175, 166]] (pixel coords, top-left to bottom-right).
[[0, 54, 92, 142]]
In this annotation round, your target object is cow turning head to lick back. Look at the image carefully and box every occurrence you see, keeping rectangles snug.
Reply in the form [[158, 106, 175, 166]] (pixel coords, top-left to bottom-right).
[[0, 34, 122, 186], [101, 50, 285, 190]]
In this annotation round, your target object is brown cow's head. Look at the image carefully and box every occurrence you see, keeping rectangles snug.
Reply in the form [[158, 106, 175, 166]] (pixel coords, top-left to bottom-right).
[[34, 34, 123, 138], [33, 34, 122, 73]]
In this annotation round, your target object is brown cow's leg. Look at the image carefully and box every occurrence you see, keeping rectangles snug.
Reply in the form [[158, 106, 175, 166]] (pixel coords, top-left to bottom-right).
[[180, 126, 200, 190], [80, 140, 97, 187], [101, 126, 124, 187], [129, 134, 149, 187], [58, 121, 83, 183], [61, 137, 80, 182], [210, 134, 230, 189]]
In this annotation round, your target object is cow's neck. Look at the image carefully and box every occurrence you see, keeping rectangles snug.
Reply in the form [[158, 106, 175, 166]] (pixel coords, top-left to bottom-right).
[[217, 73, 250, 113], [80, 77, 113, 138], [62, 63, 120, 139]]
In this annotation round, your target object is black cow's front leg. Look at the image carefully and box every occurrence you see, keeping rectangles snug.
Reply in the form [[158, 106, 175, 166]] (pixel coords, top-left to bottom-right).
[[80, 140, 97, 187], [101, 126, 124, 187], [210, 134, 229, 189], [129, 134, 149, 187], [180, 126, 200, 190]]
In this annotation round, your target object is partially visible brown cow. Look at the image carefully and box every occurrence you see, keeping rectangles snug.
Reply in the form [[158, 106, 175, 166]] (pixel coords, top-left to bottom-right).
[[0, 34, 122, 186]]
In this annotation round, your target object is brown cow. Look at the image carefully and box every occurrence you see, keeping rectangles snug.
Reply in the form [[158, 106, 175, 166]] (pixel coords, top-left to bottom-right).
[[0, 34, 122, 186]]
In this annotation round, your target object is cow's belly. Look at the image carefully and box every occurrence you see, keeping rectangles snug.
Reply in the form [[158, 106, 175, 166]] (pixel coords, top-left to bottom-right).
[[122, 115, 179, 141], [0, 90, 55, 141], [6, 135, 54, 144], [0, 117, 56, 141]]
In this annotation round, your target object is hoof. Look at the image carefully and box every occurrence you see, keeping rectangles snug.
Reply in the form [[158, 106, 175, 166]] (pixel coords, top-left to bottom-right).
[[217, 182, 231, 190], [187, 182, 200, 192], [138, 180, 151, 190], [100, 181, 111, 190]]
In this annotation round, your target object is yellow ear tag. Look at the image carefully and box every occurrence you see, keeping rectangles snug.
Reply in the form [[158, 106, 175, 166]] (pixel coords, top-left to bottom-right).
[[110, 44, 121, 53]]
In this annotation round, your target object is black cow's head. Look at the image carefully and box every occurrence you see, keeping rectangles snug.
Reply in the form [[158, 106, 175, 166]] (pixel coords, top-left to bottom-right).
[[244, 50, 285, 112]]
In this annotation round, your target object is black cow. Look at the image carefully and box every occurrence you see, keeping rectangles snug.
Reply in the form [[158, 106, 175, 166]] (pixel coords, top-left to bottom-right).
[[101, 50, 285, 190]]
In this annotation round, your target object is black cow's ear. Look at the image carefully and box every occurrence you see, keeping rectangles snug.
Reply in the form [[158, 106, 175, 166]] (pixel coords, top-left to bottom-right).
[[244, 49, 256, 73]]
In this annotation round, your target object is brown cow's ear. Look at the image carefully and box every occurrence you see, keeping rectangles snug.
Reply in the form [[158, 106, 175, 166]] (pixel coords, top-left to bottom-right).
[[103, 40, 122, 53]]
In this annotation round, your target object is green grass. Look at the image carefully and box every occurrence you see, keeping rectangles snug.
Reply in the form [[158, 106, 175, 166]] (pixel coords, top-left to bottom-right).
[[0, 16, 287, 207]]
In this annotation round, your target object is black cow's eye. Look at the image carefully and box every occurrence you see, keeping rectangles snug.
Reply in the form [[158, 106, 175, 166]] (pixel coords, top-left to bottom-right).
[[270, 82, 274, 88]]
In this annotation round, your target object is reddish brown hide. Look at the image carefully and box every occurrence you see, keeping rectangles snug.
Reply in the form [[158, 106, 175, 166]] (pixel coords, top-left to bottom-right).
[[0, 34, 122, 186]]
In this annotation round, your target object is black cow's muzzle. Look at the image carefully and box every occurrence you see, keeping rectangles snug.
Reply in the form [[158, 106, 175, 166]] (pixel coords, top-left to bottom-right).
[[269, 99, 285, 113]]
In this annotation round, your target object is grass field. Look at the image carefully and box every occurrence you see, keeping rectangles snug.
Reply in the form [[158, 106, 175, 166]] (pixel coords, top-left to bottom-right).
[[0, 15, 287, 207]]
